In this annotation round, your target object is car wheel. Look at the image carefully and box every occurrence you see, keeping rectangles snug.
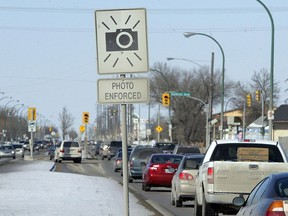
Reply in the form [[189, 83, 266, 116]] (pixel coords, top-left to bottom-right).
[[144, 184, 150, 191], [102, 156, 105, 160], [175, 198, 182, 207], [58, 160, 62, 163], [171, 191, 175, 206], [194, 194, 202, 216], [78, 158, 82, 163], [202, 191, 217, 216], [128, 177, 133, 183]]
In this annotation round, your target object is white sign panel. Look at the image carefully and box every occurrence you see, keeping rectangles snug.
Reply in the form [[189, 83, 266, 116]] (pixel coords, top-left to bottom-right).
[[95, 8, 148, 74], [98, 78, 149, 104], [28, 120, 36, 132]]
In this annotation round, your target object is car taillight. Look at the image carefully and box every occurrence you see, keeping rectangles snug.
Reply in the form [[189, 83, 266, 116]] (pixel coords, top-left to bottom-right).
[[207, 167, 214, 184], [116, 159, 121, 164], [265, 200, 286, 216], [179, 172, 193, 180], [60, 149, 64, 153], [78, 149, 82, 153], [150, 164, 159, 171], [130, 160, 133, 167]]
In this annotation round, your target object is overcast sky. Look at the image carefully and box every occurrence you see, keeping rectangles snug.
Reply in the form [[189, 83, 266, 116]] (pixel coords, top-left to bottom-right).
[[0, 0, 287, 133]]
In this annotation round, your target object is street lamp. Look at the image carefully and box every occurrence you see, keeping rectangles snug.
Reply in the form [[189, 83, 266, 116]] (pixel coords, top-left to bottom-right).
[[0, 96, 12, 102], [166, 57, 203, 67], [256, 0, 274, 140], [184, 32, 225, 139], [186, 96, 209, 149]]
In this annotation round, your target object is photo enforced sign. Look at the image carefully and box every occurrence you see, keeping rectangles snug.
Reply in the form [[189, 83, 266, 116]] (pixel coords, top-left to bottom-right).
[[95, 8, 148, 74]]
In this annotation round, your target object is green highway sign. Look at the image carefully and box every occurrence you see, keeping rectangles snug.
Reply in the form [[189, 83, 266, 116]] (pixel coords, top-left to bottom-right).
[[170, 92, 190, 97]]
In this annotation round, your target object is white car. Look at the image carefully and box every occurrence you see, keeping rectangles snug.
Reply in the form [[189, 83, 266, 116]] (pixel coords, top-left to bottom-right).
[[54, 141, 82, 163], [171, 153, 204, 207]]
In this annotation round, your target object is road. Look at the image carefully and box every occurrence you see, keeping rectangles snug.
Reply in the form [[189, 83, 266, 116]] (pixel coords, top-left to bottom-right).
[[54, 152, 195, 216]]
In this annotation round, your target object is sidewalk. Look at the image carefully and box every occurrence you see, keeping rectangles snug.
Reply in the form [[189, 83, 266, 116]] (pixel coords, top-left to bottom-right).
[[0, 159, 156, 216]]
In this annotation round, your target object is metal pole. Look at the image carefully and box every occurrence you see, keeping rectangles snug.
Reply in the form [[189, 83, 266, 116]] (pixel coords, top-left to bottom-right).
[[157, 103, 160, 142], [256, 0, 274, 140], [208, 52, 214, 144], [243, 102, 246, 139], [120, 74, 129, 216], [186, 96, 209, 147], [261, 90, 265, 139], [183, 32, 225, 139]]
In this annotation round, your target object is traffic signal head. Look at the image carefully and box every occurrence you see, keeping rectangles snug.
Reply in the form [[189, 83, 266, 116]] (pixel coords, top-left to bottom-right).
[[162, 93, 170, 106], [246, 93, 251, 107], [82, 112, 89, 124], [255, 90, 261, 101]]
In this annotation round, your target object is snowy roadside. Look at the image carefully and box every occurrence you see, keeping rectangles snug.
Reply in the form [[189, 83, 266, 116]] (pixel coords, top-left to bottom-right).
[[0, 160, 156, 216]]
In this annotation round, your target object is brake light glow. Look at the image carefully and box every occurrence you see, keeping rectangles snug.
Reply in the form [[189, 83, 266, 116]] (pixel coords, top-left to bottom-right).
[[150, 164, 159, 171], [179, 172, 193, 180], [265, 200, 286, 216], [207, 167, 214, 184], [60, 149, 64, 153], [239, 139, 256, 142]]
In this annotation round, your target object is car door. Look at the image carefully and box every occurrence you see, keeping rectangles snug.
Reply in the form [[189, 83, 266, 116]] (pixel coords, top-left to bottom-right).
[[237, 177, 270, 216]]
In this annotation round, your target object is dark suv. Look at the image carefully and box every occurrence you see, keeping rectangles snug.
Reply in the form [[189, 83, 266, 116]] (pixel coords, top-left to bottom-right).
[[128, 147, 163, 182], [108, 141, 122, 160]]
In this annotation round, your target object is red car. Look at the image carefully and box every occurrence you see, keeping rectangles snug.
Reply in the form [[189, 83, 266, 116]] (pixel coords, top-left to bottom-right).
[[142, 154, 183, 191]]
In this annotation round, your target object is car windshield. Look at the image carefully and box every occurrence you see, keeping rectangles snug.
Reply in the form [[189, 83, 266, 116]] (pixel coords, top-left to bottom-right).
[[12, 145, 22, 148], [2, 146, 13, 150], [151, 155, 183, 164], [154, 143, 175, 150], [110, 141, 122, 147], [63, 142, 79, 148]]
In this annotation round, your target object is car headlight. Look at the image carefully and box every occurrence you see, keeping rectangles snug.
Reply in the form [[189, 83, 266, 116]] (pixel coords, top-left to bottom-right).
[[12, 151, 15, 154]]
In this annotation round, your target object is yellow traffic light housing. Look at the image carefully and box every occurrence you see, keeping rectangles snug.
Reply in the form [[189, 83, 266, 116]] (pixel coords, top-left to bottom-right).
[[246, 93, 251, 107], [82, 112, 89, 124], [28, 107, 37, 121], [162, 93, 170, 106], [255, 90, 261, 101]]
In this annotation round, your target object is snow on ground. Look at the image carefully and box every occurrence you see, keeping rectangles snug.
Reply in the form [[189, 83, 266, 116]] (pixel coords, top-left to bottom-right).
[[0, 160, 155, 216]]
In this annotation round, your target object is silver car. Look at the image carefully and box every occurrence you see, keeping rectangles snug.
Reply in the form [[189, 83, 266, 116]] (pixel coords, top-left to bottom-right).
[[0, 145, 16, 159], [12, 143, 24, 158], [171, 153, 204, 207]]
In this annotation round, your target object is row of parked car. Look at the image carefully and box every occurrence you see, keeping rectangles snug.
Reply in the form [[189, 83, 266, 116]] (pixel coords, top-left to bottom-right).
[[99, 141, 204, 208]]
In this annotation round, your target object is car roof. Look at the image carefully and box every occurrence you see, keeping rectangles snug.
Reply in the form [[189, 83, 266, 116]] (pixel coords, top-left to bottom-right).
[[184, 153, 204, 159]]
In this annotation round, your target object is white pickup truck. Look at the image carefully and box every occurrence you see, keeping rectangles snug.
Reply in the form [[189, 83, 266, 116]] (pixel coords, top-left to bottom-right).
[[194, 139, 288, 216]]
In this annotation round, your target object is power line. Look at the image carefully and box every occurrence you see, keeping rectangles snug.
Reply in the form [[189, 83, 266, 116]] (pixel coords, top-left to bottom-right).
[[0, 6, 287, 14]]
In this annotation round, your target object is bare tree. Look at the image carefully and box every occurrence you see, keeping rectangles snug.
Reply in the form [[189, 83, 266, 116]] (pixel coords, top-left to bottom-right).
[[231, 68, 280, 125], [68, 128, 78, 140], [149, 62, 234, 144], [58, 106, 74, 140]]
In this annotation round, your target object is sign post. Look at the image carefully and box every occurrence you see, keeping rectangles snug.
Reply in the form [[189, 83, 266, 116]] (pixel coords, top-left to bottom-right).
[[28, 107, 36, 160], [95, 8, 148, 216]]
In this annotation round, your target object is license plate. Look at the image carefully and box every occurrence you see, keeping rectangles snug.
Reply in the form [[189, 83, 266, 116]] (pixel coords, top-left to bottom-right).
[[165, 168, 175, 173]]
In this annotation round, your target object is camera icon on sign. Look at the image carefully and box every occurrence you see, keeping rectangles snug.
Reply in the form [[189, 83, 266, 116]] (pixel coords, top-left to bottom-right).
[[106, 29, 138, 52]]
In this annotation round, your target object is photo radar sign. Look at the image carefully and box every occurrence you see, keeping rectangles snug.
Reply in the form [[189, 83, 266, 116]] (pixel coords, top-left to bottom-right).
[[98, 77, 149, 104], [95, 8, 148, 74]]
